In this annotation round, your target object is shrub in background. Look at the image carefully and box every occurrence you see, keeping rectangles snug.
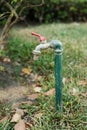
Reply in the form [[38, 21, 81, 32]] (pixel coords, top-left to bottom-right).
[[27, 0, 87, 23]]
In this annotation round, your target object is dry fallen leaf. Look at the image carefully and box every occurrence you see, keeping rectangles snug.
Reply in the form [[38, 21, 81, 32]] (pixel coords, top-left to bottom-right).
[[83, 92, 87, 97], [11, 113, 21, 123], [36, 81, 42, 87], [14, 108, 24, 116], [21, 67, 32, 75], [34, 112, 43, 119], [69, 88, 79, 96], [78, 80, 87, 86], [14, 119, 26, 130], [34, 87, 42, 93], [62, 77, 73, 85], [11, 109, 24, 123], [81, 92, 87, 98], [72, 88, 79, 96], [3, 57, 11, 63], [28, 94, 38, 101], [62, 77, 67, 85], [25, 122, 33, 129], [44, 88, 55, 96], [34, 74, 42, 81]]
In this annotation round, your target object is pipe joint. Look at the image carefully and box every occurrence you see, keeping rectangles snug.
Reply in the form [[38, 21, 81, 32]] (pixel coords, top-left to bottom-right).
[[50, 40, 63, 53]]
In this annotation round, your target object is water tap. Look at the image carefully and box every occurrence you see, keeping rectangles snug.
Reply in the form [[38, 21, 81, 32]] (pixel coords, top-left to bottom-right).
[[31, 32, 62, 60], [32, 32, 48, 60]]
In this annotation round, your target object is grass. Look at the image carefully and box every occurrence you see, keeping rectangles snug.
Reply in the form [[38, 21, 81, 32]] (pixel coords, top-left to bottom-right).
[[0, 23, 87, 129]]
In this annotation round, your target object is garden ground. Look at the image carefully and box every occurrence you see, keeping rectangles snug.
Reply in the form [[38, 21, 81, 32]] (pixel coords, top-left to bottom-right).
[[0, 23, 87, 130]]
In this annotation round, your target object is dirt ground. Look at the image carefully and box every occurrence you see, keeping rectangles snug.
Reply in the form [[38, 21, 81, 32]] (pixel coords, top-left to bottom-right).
[[0, 60, 34, 104]]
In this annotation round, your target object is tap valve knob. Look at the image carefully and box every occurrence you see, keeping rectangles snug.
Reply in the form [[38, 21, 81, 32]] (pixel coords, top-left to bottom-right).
[[31, 32, 46, 42]]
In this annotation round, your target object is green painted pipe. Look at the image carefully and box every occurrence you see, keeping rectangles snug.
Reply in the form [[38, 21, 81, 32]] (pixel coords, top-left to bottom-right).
[[55, 52, 62, 110], [50, 40, 63, 111]]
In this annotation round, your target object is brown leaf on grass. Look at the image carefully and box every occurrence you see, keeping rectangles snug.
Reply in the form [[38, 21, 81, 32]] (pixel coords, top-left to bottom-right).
[[34, 112, 43, 119], [0, 116, 8, 123], [21, 67, 32, 75], [11, 113, 21, 123], [14, 119, 26, 130], [82, 92, 87, 98], [44, 88, 55, 96], [69, 88, 79, 96], [78, 80, 87, 86], [27, 94, 38, 101], [62, 77, 73, 85], [16, 108, 24, 116], [34, 87, 42, 93], [62, 77, 67, 85], [3, 57, 11, 63], [36, 81, 42, 87], [11, 109, 24, 123], [34, 74, 42, 81], [25, 122, 33, 129]]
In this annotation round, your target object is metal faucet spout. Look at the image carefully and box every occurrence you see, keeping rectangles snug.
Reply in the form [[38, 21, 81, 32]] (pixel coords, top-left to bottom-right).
[[33, 43, 50, 55]]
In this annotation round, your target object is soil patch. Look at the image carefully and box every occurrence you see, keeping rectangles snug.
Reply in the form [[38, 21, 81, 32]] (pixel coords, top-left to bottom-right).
[[0, 60, 34, 103]]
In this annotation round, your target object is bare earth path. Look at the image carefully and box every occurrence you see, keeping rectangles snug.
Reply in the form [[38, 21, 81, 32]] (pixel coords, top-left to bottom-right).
[[0, 60, 34, 104]]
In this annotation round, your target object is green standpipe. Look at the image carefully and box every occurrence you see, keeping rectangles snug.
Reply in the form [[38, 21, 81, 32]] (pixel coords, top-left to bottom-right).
[[49, 40, 63, 111], [55, 52, 62, 111]]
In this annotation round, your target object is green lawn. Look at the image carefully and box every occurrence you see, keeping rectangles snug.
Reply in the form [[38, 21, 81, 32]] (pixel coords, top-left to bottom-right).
[[0, 23, 87, 130]]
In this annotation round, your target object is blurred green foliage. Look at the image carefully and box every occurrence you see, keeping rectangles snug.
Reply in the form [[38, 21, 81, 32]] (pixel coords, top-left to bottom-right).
[[27, 0, 87, 23], [0, 0, 87, 25], [0, 0, 44, 26]]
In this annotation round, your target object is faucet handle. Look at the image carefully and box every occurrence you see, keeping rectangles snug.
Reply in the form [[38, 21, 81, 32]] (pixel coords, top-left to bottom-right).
[[31, 32, 46, 42]]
